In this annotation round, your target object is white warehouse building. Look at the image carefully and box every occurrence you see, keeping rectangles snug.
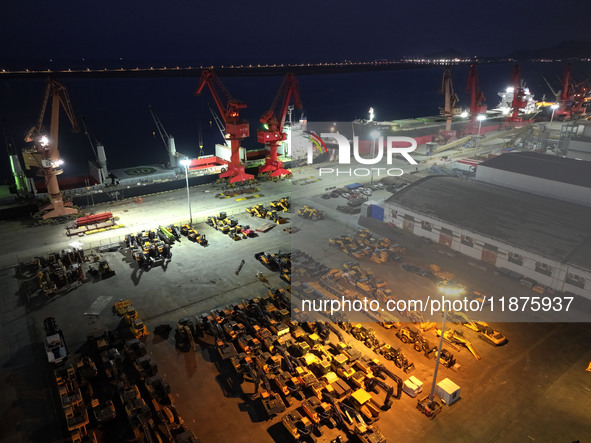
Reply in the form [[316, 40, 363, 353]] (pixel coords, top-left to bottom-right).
[[475, 151, 591, 207], [383, 175, 591, 299]]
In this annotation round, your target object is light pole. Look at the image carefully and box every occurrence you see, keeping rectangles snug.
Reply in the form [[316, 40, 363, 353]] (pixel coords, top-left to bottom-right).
[[476, 114, 486, 136], [429, 282, 464, 403], [550, 104, 559, 123], [370, 130, 379, 184], [179, 158, 193, 225]]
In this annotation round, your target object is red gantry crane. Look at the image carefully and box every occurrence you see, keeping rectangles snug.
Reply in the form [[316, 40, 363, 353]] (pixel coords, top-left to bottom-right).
[[555, 64, 587, 119], [22, 77, 80, 219], [195, 70, 253, 183], [506, 65, 528, 122], [258, 73, 302, 177], [466, 64, 486, 120]]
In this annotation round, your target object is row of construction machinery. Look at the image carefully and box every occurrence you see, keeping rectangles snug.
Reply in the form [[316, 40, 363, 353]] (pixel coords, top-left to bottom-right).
[[50, 325, 200, 442], [125, 225, 180, 269], [329, 229, 405, 263], [17, 249, 88, 299], [292, 249, 330, 279], [299, 278, 418, 376], [207, 211, 257, 240], [192, 287, 413, 443], [180, 224, 208, 246], [255, 250, 291, 283], [297, 206, 324, 221], [114, 300, 149, 339], [246, 203, 289, 224]]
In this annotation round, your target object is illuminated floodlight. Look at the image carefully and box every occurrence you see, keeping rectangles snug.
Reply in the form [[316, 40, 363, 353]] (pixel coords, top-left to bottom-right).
[[460, 111, 469, 118], [39, 135, 49, 146], [179, 158, 191, 167]]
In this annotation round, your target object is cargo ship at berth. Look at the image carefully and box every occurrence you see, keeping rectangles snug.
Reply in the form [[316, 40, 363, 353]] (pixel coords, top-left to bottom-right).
[[351, 86, 543, 146], [1, 120, 305, 218]]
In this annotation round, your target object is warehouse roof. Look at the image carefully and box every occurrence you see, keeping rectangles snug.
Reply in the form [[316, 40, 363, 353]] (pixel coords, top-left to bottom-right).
[[478, 152, 591, 188], [386, 176, 591, 270]]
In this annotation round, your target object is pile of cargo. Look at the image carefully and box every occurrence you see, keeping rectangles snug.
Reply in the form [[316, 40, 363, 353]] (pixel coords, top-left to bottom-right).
[[206, 212, 256, 240], [66, 211, 125, 236], [329, 228, 405, 263], [16, 249, 87, 298], [125, 225, 178, 269]]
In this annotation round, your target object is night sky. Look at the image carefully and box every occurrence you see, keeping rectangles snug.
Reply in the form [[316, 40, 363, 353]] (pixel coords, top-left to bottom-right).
[[1, 0, 590, 67]]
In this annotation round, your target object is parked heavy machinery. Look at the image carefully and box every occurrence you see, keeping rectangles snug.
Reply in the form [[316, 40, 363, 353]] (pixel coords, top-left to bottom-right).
[[22, 78, 80, 219], [478, 327, 508, 346], [349, 324, 380, 350], [396, 326, 431, 352], [258, 73, 301, 177], [376, 344, 414, 373], [348, 388, 381, 424], [367, 360, 402, 395], [364, 377, 394, 410], [246, 204, 267, 219], [436, 328, 480, 360], [266, 209, 287, 224], [175, 318, 197, 352], [298, 206, 324, 220], [425, 347, 457, 369], [130, 318, 149, 339], [282, 409, 313, 441], [270, 197, 290, 212], [98, 260, 116, 279], [195, 70, 253, 183]]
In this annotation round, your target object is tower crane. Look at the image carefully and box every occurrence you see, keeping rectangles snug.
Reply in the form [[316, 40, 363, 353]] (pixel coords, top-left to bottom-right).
[[466, 64, 486, 120], [506, 65, 528, 122], [258, 73, 302, 177], [22, 77, 80, 219], [195, 70, 253, 183]]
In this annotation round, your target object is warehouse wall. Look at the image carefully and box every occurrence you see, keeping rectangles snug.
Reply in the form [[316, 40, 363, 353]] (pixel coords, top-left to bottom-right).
[[382, 201, 591, 299]]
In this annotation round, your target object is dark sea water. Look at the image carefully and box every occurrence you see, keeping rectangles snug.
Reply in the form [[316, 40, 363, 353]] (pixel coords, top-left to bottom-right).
[[0, 61, 589, 182]]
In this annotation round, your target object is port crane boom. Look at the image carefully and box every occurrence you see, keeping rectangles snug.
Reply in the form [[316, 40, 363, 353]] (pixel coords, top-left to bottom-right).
[[466, 64, 486, 120], [258, 73, 302, 177], [148, 105, 178, 167], [22, 77, 80, 219], [440, 67, 460, 132], [506, 65, 528, 122], [195, 70, 253, 183]]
